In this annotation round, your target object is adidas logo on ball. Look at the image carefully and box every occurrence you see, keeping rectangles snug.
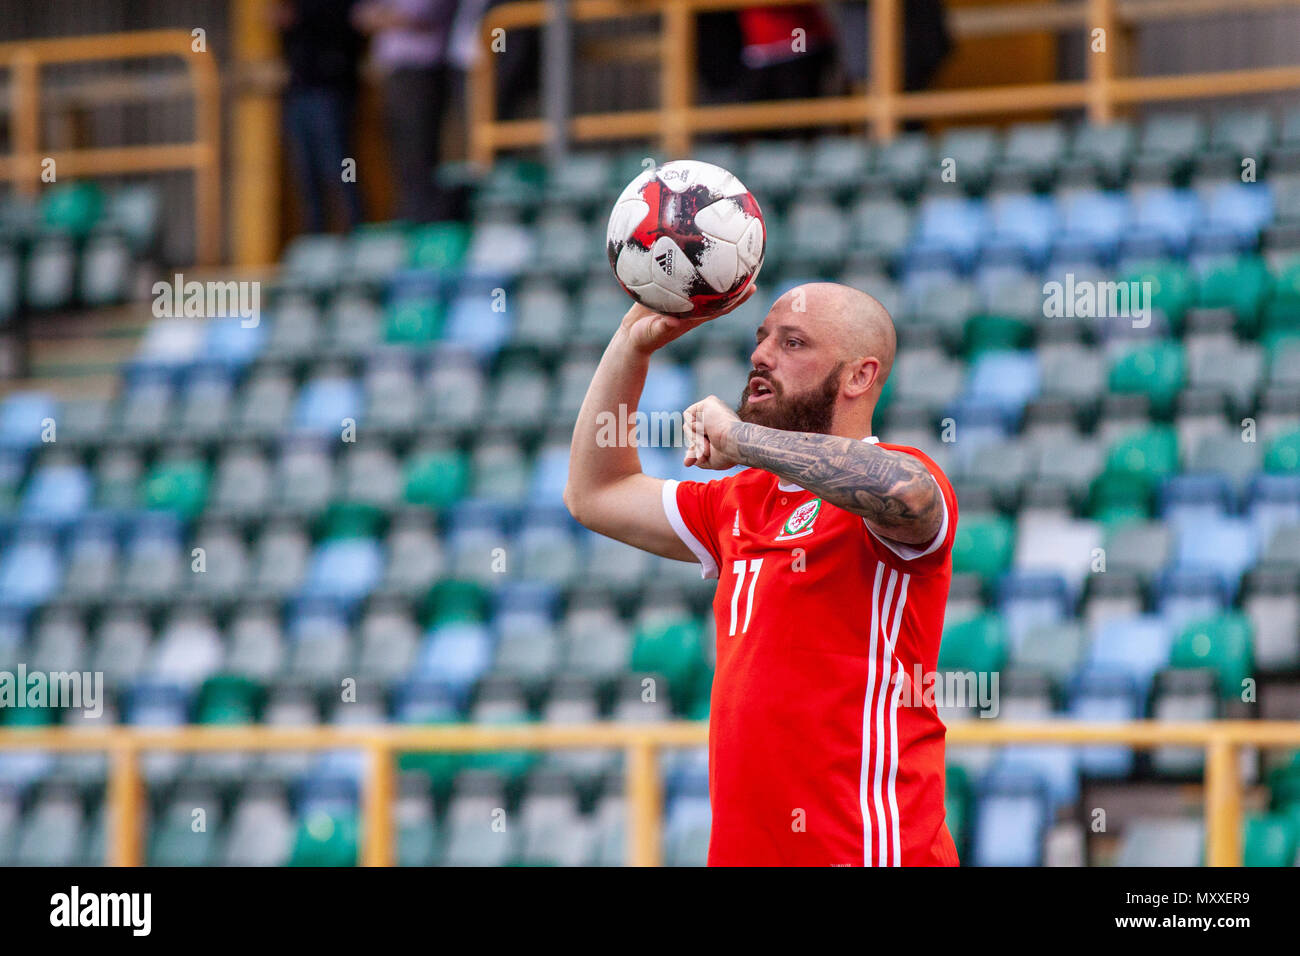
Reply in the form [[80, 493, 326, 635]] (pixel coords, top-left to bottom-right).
[[654, 249, 674, 275]]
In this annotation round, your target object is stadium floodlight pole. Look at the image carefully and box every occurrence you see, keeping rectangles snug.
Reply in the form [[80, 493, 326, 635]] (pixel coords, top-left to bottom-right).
[[542, 0, 573, 163]]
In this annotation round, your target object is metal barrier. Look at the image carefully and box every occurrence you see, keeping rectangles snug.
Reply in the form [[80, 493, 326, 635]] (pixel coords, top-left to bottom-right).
[[0, 30, 221, 265], [1, 719, 1298, 866], [469, 0, 1300, 162]]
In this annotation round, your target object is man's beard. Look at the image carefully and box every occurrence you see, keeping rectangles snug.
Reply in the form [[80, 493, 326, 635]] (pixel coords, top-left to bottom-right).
[[737, 362, 844, 434]]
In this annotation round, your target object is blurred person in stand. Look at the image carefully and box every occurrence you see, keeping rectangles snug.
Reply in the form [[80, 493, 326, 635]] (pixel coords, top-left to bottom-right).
[[735, 4, 837, 102], [353, 0, 462, 222], [274, 0, 366, 233]]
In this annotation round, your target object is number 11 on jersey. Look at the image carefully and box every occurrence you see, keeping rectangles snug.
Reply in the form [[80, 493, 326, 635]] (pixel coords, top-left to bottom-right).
[[728, 558, 764, 636]]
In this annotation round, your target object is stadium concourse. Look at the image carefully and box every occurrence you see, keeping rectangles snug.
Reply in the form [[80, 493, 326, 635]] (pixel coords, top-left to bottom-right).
[[3, 108, 1300, 867]]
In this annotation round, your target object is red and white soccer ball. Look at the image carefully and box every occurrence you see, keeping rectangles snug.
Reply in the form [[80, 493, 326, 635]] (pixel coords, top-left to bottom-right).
[[606, 160, 765, 319]]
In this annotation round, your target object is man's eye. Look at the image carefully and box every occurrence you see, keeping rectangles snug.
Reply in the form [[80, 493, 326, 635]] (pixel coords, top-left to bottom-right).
[[786, 339, 801, 348]]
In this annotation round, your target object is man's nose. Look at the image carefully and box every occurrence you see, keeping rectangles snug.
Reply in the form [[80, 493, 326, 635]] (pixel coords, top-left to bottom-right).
[[750, 338, 775, 371]]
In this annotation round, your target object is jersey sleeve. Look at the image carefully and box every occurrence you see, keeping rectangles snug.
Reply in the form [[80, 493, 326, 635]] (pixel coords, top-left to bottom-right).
[[661, 477, 728, 580], [862, 446, 958, 575]]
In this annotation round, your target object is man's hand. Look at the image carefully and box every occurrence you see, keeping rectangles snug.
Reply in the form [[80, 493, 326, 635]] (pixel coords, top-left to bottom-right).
[[683, 395, 742, 470], [619, 283, 757, 356]]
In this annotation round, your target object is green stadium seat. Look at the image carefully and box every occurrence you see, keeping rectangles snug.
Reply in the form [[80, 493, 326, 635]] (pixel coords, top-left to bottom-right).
[[1265, 430, 1300, 474], [41, 181, 104, 236], [196, 674, 262, 724], [139, 458, 210, 519], [1121, 261, 1196, 330], [1108, 342, 1185, 419], [384, 295, 443, 344], [288, 810, 358, 866], [409, 221, 470, 271], [318, 499, 387, 539], [403, 446, 468, 509], [937, 613, 1007, 675], [1106, 421, 1179, 481], [951, 513, 1014, 581], [1170, 614, 1254, 698], [424, 579, 489, 625], [964, 313, 1032, 357], [1243, 812, 1297, 866], [1198, 256, 1272, 330], [944, 763, 971, 857], [630, 618, 705, 701]]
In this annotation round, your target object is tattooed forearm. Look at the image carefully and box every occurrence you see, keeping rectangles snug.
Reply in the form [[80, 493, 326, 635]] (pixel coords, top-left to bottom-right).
[[730, 423, 943, 545]]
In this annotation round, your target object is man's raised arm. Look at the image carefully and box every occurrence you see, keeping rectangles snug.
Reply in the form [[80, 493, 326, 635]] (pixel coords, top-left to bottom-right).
[[564, 295, 752, 560], [682, 395, 944, 547]]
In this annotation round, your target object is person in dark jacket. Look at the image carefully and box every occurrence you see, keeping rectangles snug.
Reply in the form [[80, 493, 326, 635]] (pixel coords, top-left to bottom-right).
[[275, 0, 366, 233]]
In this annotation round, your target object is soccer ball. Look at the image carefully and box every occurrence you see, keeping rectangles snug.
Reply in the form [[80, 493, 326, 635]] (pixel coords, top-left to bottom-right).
[[606, 160, 765, 319]]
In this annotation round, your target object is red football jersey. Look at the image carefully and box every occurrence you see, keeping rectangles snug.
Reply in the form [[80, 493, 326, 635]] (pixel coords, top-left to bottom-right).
[[661, 438, 961, 866]]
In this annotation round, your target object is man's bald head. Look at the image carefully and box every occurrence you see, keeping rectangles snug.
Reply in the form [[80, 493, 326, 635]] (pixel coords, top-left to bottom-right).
[[770, 282, 897, 394], [739, 282, 898, 438]]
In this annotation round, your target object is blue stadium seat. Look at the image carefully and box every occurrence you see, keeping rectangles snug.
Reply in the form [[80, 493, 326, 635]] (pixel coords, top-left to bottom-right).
[[971, 773, 1051, 866], [997, 572, 1070, 651], [0, 529, 61, 609], [967, 350, 1040, 416], [392, 678, 463, 722], [911, 196, 987, 269], [991, 745, 1081, 810], [416, 621, 494, 694], [1159, 473, 1235, 525], [1203, 181, 1274, 242], [293, 376, 363, 433], [1086, 616, 1173, 695], [1247, 474, 1300, 545], [0, 393, 56, 452], [986, 193, 1056, 265], [302, 538, 384, 604], [1132, 186, 1200, 254], [1171, 516, 1259, 591], [640, 363, 693, 417], [1155, 568, 1231, 631], [1067, 670, 1141, 776], [442, 289, 512, 357], [21, 464, 91, 525], [202, 314, 266, 368], [1058, 189, 1130, 257]]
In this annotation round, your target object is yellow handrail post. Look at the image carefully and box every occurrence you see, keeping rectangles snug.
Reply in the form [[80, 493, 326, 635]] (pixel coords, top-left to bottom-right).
[[870, 0, 903, 140], [1086, 0, 1118, 123], [232, 0, 278, 267], [661, 0, 695, 158], [1204, 734, 1242, 867], [470, 19, 499, 167], [190, 39, 223, 267], [626, 736, 663, 866], [362, 739, 396, 867], [108, 741, 144, 867], [12, 51, 40, 198]]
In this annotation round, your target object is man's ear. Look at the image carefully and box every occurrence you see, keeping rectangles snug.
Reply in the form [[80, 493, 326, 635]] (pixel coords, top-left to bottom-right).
[[844, 357, 880, 399]]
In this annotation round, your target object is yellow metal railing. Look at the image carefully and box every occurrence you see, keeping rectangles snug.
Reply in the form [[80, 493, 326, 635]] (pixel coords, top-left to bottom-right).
[[1, 719, 1299, 866], [0, 30, 222, 265], [470, 0, 1300, 163]]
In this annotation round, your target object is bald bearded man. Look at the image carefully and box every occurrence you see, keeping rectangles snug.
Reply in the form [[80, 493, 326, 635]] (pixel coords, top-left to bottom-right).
[[564, 282, 961, 867]]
